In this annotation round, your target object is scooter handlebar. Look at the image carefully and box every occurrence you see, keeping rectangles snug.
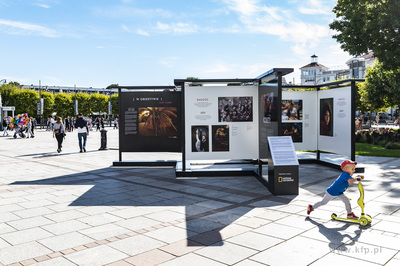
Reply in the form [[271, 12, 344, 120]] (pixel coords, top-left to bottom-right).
[[356, 175, 364, 181]]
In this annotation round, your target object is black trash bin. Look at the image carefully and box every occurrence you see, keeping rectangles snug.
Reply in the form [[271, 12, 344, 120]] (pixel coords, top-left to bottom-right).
[[99, 128, 108, 150]]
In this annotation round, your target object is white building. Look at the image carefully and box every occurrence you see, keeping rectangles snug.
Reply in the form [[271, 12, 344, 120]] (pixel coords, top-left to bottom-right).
[[346, 52, 375, 79], [300, 55, 350, 85]]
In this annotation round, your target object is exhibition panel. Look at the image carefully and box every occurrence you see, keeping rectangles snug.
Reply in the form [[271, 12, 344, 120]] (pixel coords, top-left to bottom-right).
[[184, 85, 259, 161], [317, 86, 352, 157], [282, 91, 318, 151], [118, 89, 181, 153]]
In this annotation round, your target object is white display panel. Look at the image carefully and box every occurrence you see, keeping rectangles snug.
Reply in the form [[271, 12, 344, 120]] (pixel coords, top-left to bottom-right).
[[185, 85, 259, 160], [282, 91, 318, 151], [317, 86, 352, 157]]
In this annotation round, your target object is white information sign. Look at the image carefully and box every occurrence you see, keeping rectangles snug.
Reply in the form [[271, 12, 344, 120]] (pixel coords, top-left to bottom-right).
[[268, 136, 299, 166]]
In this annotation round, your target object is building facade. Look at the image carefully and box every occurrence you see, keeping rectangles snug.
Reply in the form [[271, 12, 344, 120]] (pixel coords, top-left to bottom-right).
[[300, 55, 350, 85], [346, 52, 375, 79]]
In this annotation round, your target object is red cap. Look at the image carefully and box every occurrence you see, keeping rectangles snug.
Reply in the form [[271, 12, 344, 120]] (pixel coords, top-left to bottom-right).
[[341, 160, 357, 170]]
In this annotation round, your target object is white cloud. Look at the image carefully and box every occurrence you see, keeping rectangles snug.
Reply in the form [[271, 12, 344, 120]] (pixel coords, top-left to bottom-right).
[[0, 19, 59, 37], [94, 7, 173, 19], [137, 29, 150, 36], [32, 0, 61, 9], [121, 24, 131, 32], [299, 0, 331, 15], [222, 0, 332, 55], [34, 3, 50, 8], [156, 22, 197, 34], [222, 0, 259, 16]]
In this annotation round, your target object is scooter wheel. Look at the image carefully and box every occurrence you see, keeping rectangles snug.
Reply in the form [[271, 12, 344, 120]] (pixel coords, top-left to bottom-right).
[[331, 213, 337, 219], [359, 217, 369, 226]]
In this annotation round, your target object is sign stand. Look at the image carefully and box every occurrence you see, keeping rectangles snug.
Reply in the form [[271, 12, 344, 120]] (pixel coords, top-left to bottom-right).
[[267, 136, 299, 195]]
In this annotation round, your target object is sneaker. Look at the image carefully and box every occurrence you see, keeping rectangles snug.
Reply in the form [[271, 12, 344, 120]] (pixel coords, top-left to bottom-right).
[[83, 147, 86, 152], [347, 212, 359, 219], [307, 204, 314, 215], [57, 148, 60, 153]]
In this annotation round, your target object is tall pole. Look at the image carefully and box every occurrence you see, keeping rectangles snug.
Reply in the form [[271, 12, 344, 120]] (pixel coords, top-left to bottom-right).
[[39, 80, 42, 129], [74, 84, 77, 116], [109, 92, 111, 127]]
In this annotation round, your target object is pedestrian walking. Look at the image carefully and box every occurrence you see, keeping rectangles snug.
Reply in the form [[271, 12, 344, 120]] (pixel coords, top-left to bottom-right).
[[95, 117, 100, 131], [75, 113, 89, 152], [26, 118, 32, 138], [53, 117, 65, 153], [2, 118, 9, 136]]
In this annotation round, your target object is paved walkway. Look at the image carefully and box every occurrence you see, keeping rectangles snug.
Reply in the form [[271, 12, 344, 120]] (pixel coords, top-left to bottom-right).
[[0, 128, 399, 266]]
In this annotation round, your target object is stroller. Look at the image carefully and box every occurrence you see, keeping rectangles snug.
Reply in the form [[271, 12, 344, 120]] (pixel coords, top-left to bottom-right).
[[13, 126, 27, 138]]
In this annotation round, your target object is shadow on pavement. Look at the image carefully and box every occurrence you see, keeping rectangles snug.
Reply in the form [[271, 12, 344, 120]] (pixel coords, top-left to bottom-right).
[[306, 217, 363, 251], [12, 166, 287, 246]]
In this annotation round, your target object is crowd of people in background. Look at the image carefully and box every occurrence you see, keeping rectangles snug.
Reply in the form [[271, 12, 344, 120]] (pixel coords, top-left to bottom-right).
[[2, 114, 36, 138], [2, 113, 119, 154], [43, 116, 119, 132]]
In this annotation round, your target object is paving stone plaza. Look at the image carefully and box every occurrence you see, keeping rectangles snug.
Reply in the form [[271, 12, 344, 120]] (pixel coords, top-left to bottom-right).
[[1, 128, 400, 265]]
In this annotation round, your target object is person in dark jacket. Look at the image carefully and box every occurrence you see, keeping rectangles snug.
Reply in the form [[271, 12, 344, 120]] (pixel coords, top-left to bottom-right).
[[75, 113, 89, 152], [53, 117, 65, 153]]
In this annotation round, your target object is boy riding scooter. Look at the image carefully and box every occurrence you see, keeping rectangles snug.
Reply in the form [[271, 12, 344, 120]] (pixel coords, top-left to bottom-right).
[[307, 160, 364, 219]]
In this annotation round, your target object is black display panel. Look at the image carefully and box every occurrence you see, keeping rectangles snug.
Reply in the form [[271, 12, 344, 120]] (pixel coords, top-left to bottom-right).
[[119, 91, 181, 152], [258, 84, 279, 159]]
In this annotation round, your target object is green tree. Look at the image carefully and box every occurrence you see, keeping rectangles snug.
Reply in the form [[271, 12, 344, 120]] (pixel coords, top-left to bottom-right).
[[14, 89, 39, 115], [330, 0, 400, 70], [111, 94, 119, 115], [74, 92, 91, 116], [106, 84, 118, 90], [41, 91, 55, 118], [90, 93, 108, 114], [0, 83, 19, 106], [362, 61, 400, 111], [54, 93, 73, 118], [187, 77, 203, 86]]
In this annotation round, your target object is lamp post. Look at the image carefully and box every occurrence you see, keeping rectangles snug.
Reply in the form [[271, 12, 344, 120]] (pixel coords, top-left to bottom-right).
[[108, 90, 112, 127], [74, 84, 78, 116]]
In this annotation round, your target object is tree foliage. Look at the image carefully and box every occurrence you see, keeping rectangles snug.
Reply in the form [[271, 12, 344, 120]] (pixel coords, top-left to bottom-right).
[[106, 84, 118, 89], [1, 84, 120, 119], [41, 91, 55, 118], [18, 89, 39, 115], [111, 94, 119, 114], [330, 0, 400, 70], [75, 92, 91, 115], [361, 61, 400, 111], [0, 83, 19, 107], [90, 93, 108, 114], [54, 93, 73, 118]]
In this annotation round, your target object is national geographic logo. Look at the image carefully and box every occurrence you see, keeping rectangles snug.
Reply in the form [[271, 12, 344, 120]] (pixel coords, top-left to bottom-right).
[[278, 176, 294, 182]]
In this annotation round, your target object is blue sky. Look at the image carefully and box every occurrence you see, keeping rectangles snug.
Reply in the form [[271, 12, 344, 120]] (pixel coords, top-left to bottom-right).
[[0, 0, 351, 88]]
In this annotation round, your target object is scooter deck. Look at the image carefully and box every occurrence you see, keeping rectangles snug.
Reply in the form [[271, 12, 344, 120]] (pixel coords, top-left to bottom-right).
[[331, 213, 359, 223]]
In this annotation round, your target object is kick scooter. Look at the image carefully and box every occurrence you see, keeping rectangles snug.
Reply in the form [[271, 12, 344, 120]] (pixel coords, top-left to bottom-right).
[[331, 179, 372, 226]]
